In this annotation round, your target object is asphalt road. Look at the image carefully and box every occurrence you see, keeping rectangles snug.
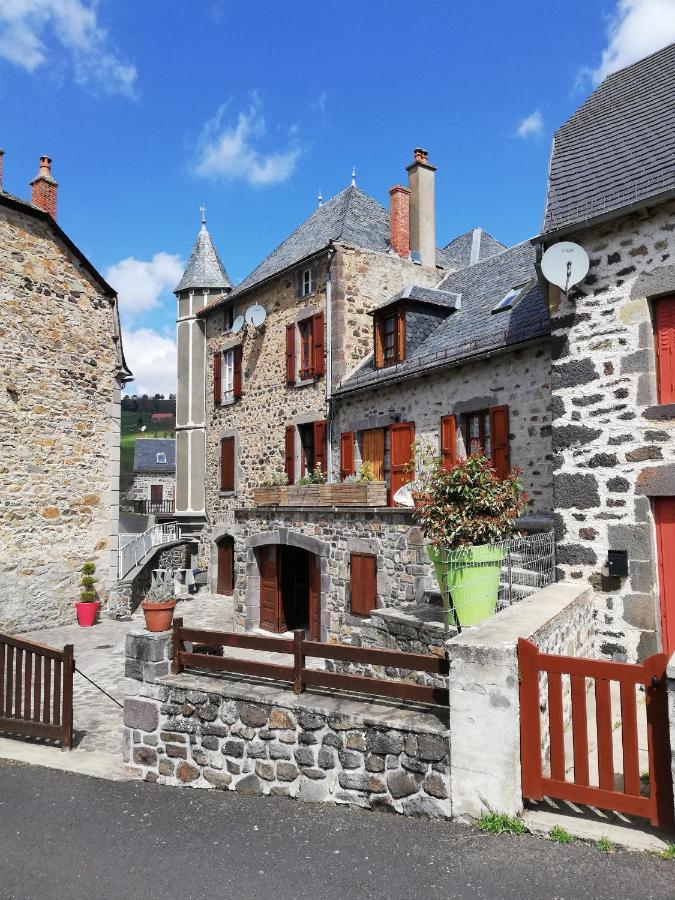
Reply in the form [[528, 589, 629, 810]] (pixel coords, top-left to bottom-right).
[[0, 762, 672, 900]]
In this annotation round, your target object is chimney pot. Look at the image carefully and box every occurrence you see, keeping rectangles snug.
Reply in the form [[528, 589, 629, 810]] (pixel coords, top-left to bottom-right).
[[388, 185, 410, 257], [30, 155, 58, 219], [0, 149, 4, 193], [413, 148, 429, 164]]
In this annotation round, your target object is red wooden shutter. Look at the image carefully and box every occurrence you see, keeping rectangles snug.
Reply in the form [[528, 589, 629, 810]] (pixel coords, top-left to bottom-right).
[[213, 351, 222, 405], [490, 405, 510, 478], [350, 553, 377, 616], [233, 344, 243, 398], [313, 419, 327, 475], [312, 311, 325, 377], [340, 431, 355, 480], [309, 554, 321, 640], [655, 496, 675, 657], [284, 425, 295, 485], [285, 323, 296, 385], [374, 317, 384, 368], [220, 437, 235, 491], [396, 308, 406, 362], [655, 296, 675, 403], [259, 545, 281, 632], [440, 415, 457, 470], [389, 421, 415, 505]]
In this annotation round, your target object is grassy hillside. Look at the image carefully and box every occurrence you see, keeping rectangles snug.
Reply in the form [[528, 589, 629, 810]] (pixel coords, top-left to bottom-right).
[[120, 409, 175, 494]]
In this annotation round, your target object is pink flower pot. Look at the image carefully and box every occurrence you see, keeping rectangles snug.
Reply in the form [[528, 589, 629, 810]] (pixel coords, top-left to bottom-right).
[[76, 601, 100, 627]]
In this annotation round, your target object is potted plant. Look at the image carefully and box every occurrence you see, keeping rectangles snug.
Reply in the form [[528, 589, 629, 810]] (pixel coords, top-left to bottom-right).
[[76, 561, 100, 627], [321, 461, 387, 507], [411, 449, 527, 627], [141, 579, 177, 632], [253, 471, 288, 506], [287, 463, 325, 506]]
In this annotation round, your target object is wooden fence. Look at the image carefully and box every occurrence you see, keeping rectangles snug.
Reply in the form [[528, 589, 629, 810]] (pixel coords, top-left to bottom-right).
[[171, 618, 449, 707], [0, 631, 74, 751]]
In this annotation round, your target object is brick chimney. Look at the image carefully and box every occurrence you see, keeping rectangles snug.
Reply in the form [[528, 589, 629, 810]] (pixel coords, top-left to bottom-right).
[[30, 156, 58, 219], [0, 149, 4, 193], [389, 184, 410, 256], [406, 148, 436, 268]]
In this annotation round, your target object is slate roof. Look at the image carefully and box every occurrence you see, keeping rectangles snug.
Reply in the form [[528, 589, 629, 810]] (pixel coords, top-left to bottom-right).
[[336, 241, 550, 393], [370, 283, 461, 314], [132, 439, 176, 473], [440, 227, 506, 268], [175, 224, 232, 292], [543, 42, 675, 235]]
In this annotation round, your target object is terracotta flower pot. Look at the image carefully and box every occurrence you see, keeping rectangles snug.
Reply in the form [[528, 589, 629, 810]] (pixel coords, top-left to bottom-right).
[[141, 599, 177, 632], [76, 600, 100, 627]]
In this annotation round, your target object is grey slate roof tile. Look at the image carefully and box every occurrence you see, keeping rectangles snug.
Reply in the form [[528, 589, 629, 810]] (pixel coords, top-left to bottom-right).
[[133, 439, 176, 473], [439, 227, 506, 268], [176, 225, 232, 292], [370, 283, 461, 314], [543, 42, 675, 234]]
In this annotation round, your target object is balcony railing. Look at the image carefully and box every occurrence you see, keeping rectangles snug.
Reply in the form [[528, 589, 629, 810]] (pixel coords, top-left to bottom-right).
[[133, 499, 175, 516]]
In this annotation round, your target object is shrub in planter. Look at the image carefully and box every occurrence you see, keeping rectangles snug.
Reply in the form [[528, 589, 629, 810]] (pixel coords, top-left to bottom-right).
[[411, 449, 527, 627], [76, 561, 100, 627], [141, 579, 177, 632]]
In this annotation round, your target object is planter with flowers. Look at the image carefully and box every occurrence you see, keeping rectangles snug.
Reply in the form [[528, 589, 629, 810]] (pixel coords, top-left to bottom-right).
[[76, 561, 100, 627], [253, 472, 289, 507], [411, 448, 527, 628], [320, 462, 387, 507], [287, 463, 326, 507]]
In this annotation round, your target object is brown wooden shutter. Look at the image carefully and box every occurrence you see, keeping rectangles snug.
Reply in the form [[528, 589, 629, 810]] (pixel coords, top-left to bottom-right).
[[350, 553, 377, 616], [313, 419, 327, 475], [233, 344, 243, 398], [309, 553, 321, 640], [312, 311, 325, 377], [220, 437, 235, 491], [396, 308, 406, 362], [284, 425, 295, 485], [374, 317, 384, 368], [213, 351, 222, 405], [285, 323, 296, 385], [389, 421, 415, 505], [340, 431, 355, 480], [656, 296, 675, 403], [490, 405, 510, 478], [259, 545, 281, 632], [440, 415, 457, 470]]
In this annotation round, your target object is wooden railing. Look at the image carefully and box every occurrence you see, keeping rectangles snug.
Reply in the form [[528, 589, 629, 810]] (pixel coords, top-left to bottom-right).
[[0, 632, 74, 751], [171, 618, 449, 707], [133, 499, 175, 515]]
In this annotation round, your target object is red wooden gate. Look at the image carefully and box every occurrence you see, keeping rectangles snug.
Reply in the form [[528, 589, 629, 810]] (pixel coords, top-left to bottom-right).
[[0, 631, 74, 751], [519, 638, 673, 827]]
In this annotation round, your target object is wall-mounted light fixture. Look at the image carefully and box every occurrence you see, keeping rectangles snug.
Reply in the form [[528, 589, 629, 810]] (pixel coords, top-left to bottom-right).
[[389, 407, 400, 423]]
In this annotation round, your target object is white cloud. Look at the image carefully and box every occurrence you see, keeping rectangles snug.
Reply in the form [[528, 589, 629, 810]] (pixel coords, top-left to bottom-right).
[[195, 98, 301, 187], [105, 253, 184, 321], [122, 327, 176, 397], [0, 0, 137, 97], [590, 0, 675, 84], [516, 110, 544, 139]]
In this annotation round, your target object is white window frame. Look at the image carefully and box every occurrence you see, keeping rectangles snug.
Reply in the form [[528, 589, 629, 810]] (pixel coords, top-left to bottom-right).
[[302, 268, 314, 297], [222, 348, 235, 403], [156, 452, 167, 464]]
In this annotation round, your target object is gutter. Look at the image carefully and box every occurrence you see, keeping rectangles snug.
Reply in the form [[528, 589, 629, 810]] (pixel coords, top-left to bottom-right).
[[325, 242, 337, 482]]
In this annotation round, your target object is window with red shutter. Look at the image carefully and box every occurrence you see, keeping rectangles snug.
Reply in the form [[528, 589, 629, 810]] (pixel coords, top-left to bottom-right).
[[655, 296, 675, 403], [490, 405, 510, 478], [285, 324, 296, 385], [220, 437, 235, 492], [233, 344, 243, 399], [313, 311, 325, 377], [350, 553, 377, 616], [284, 426, 295, 485], [440, 415, 457, 470], [460, 406, 510, 477], [313, 420, 327, 476], [340, 431, 355, 480], [374, 305, 405, 368], [213, 351, 222, 405], [389, 421, 415, 504]]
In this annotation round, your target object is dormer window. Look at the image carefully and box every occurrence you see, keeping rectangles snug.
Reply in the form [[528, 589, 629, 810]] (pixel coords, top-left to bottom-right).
[[156, 452, 167, 464], [223, 306, 234, 331], [374, 307, 405, 368], [302, 268, 314, 297]]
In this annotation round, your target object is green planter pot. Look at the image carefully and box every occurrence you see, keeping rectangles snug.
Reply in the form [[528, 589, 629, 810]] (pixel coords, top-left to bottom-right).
[[428, 543, 506, 628]]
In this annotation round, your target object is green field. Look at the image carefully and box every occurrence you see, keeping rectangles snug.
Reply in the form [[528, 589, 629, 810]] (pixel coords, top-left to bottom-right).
[[120, 410, 175, 492]]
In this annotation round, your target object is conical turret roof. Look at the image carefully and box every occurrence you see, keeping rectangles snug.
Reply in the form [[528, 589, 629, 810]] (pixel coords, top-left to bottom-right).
[[175, 221, 231, 293]]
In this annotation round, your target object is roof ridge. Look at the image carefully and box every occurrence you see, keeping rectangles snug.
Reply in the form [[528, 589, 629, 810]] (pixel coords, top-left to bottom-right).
[[601, 40, 675, 84]]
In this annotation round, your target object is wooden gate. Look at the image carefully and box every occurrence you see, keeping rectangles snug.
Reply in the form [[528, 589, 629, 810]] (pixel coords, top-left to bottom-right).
[[0, 631, 74, 751], [518, 638, 673, 827]]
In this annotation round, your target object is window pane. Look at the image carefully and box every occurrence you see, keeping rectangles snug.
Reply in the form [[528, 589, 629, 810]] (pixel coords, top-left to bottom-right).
[[223, 349, 234, 399], [383, 315, 396, 361], [483, 412, 491, 459]]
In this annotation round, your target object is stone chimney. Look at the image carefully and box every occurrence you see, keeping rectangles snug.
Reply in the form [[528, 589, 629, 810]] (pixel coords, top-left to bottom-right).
[[0, 149, 4, 193], [406, 148, 436, 268], [30, 156, 58, 219], [388, 184, 410, 256]]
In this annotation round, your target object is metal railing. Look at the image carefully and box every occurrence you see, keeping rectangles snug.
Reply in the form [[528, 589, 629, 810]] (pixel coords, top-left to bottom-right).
[[133, 499, 175, 515], [118, 522, 180, 579]]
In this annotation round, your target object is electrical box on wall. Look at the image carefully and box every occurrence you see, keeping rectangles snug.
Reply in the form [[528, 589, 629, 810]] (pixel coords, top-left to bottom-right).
[[607, 549, 629, 578]]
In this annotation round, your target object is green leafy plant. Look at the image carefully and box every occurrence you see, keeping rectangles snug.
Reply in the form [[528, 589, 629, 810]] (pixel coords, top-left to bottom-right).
[[476, 812, 525, 835], [657, 843, 675, 861], [411, 449, 528, 550], [143, 578, 174, 604], [261, 471, 288, 487], [79, 562, 97, 603], [549, 825, 573, 844], [357, 461, 375, 483], [596, 836, 615, 853]]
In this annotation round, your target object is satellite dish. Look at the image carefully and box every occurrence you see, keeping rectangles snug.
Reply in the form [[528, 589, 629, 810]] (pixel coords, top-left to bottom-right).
[[140, 425, 147, 433], [231, 315, 245, 335], [392, 483, 415, 508], [541, 241, 590, 293], [245, 304, 267, 328]]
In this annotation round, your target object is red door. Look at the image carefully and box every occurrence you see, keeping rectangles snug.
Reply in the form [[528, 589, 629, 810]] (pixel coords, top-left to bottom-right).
[[259, 546, 282, 633], [389, 421, 415, 505], [150, 484, 163, 505], [655, 497, 675, 656], [217, 539, 234, 595], [308, 554, 321, 641]]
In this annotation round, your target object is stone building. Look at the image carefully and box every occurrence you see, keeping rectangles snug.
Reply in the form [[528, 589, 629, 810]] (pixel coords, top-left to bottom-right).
[[0, 152, 131, 631], [538, 42, 675, 662], [129, 438, 176, 516]]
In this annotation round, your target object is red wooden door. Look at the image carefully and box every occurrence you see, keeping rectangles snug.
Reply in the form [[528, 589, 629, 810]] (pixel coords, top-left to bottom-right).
[[308, 554, 321, 641], [655, 497, 675, 657], [259, 546, 282, 632], [150, 484, 163, 505], [217, 539, 234, 595], [389, 421, 415, 505]]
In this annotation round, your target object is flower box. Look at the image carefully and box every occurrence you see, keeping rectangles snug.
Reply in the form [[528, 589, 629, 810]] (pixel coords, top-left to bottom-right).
[[286, 485, 323, 506], [319, 481, 388, 507], [253, 486, 288, 506]]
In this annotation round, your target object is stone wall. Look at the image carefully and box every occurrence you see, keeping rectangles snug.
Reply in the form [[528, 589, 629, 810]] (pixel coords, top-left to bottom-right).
[[0, 203, 123, 632], [549, 199, 675, 661], [129, 473, 175, 504], [108, 542, 191, 619], [332, 341, 553, 516]]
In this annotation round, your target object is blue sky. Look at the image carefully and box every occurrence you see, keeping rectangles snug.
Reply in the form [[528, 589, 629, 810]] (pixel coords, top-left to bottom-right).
[[2, 0, 675, 395]]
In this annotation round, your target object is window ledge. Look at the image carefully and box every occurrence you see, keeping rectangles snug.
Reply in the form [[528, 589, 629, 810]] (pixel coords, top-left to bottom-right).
[[294, 376, 320, 388], [219, 490, 236, 498]]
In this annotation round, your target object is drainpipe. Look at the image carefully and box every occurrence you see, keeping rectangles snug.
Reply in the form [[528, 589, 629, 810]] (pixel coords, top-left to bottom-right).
[[325, 242, 337, 482]]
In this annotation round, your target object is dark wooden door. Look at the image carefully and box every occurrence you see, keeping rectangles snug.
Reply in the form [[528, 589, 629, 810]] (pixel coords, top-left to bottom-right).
[[389, 421, 415, 504], [655, 497, 675, 657], [217, 539, 234, 595], [308, 554, 320, 641], [150, 484, 163, 505], [259, 545, 282, 632]]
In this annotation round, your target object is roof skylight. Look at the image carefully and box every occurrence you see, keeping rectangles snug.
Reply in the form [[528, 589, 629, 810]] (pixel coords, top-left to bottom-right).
[[492, 283, 528, 313]]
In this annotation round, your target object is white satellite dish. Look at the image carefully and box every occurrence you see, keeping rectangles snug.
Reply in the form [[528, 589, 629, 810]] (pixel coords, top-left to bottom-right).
[[541, 241, 590, 293], [245, 304, 267, 328], [140, 425, 147, 433], [392, 483, 415, 508], [231, 315, 245, 335]]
